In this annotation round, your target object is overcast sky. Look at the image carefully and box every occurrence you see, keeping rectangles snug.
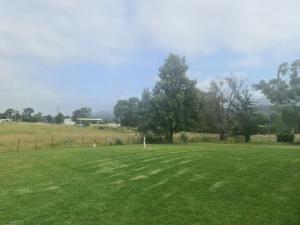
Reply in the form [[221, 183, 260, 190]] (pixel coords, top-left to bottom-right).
[[1, 0, 300, 115]]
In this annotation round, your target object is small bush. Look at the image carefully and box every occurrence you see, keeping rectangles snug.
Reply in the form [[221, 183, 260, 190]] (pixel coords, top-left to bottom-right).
[[180, 132, 188, 144], [234, 136, 246, 143], [116, 137, 124, 145], [276, 133, 295, 143], [226, 137, 236, 144], [144, 134, 164, 144], [190, 135, 218, 143]]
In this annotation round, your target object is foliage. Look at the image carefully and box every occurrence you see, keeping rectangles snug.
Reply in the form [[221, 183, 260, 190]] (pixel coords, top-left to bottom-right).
[[114, 97, 140, 127], [207, 76, 245, 140], [115, 137, 124, 145], [54, 113, 65, 124], [276, 133, 295, 143], [32, 112, 43, 122], [137, 88, 152, 134], [180, 132, 189, 144], [144, 134, 164, 144], [255, 59, 300, 132], [149, 54, 201, 143], [72, 107, 92, 123], [22, 107, 34, 122], [42, 115, 54, 124], [3, 108, 14, 119], [113, 54, 299, 142], [231, 89, 259, 142]]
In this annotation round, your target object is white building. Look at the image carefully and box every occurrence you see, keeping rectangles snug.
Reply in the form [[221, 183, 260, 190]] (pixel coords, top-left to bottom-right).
[[64, 119, 76, 126], [0, 118, 12, 123]]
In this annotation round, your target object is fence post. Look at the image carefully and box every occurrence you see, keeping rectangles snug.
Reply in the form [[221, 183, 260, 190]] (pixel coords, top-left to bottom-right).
[[17, 137, 20, 151], [34, 139, 38, 150], [51, 136, 54, 147]]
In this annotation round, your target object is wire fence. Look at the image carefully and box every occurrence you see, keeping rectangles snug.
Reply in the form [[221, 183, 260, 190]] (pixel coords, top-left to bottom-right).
[[0, 134, 142, 153], [1, 133, 299, 153]]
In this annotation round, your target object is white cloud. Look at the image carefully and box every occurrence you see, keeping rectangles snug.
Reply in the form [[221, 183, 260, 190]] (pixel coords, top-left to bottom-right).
[[0, 63, 52, 113], [0, 0, 135, 64], [1, 0, 300, 63], [0, 61, 90, 114], [135, 0, 300, 55], [0, 0, 299, 112]]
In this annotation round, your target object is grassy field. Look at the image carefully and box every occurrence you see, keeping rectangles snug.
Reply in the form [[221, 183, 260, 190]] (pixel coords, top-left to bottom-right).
[[0, 143, 299, 225], [0, 123, 140, 152], [1, 123, 300, 153]]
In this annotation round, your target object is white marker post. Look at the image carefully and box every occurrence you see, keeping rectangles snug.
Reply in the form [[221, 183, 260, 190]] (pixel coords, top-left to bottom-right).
[[143, 136, 146, 149]]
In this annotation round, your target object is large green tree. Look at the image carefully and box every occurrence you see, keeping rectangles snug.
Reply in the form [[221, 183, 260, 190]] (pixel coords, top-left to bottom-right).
[[255, 59, 300, 132], [232, 89, 258, 142], [150, 54, 201, 143]]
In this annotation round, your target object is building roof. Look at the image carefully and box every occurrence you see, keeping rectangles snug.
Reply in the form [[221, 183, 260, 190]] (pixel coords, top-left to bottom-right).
[[76, 118, 102, 121]]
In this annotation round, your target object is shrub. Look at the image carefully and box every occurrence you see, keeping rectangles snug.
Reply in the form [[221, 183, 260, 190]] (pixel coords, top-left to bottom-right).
[[234, 136, 246, 143], [276, 133, 295, 143], [144, 134, 164, 144], [116, 137, 124, 145], [180, 132, 188, 144], [190, 135, 218, 143], [226, 137, 236, 144]]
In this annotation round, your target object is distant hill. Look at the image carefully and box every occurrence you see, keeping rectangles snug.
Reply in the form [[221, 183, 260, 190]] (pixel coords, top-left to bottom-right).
[[93, 111, 115, 122]]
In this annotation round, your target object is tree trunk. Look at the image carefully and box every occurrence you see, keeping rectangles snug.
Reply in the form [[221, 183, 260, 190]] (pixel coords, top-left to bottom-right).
[[245, 134, 250, 143], [167, 126, 174, 143], [219, 127, 226, 140]]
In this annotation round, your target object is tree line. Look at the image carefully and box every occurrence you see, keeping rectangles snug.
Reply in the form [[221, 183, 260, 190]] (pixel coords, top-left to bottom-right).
[[0, 108, 66, 124], [0, 107, 93, 125], [114, 54, 300, 143]]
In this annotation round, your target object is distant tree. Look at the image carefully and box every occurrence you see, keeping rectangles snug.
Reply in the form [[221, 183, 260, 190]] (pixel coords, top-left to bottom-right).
[[42, 115, 54, 124], [137, 89, 152, 134], [114, 97, 140, 127], [255, 59, 300, 132], [72, 107, 92, 123], [3, 108, 14, 119], [54, 113, 65, 124], [22, 107, 34, 122], [13, 110, 22, 122], [32, 112, 43, 122], [114, 100, 128, 125], [150, 54, 201, 143]]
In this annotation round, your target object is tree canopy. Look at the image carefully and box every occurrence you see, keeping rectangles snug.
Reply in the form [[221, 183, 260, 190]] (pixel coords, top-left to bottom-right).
[[256, 59, 300, 132]]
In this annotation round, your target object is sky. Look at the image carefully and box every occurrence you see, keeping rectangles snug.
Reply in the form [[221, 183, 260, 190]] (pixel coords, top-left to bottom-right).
[[1, 0, 300, 115]]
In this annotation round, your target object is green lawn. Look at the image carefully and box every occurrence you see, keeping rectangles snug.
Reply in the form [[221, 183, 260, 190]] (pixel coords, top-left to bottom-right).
[[0, 143, 300, 225]]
